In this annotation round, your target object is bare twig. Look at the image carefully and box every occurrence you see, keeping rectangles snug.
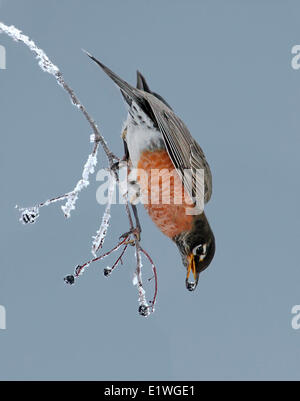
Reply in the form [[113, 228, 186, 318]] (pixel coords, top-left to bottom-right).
[[67, 235, 130, 281]]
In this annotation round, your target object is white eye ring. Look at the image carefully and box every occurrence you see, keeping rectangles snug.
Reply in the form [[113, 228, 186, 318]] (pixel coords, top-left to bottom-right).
[[192, 244, 207, 261]]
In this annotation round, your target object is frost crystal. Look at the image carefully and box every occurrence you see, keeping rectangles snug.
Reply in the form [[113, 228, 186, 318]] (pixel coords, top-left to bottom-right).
[[61, 153, 98, 218], [0, 23, 59, 76], [134, 248, 149, 316], [91, 171, 116, 256], [132, 273, 138, 286]]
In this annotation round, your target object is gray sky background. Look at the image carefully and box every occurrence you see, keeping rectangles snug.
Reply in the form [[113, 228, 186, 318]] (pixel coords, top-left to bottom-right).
[[0, 0, 300, 380]]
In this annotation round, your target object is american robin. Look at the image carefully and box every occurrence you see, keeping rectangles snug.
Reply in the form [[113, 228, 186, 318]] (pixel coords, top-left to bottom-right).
[[87, 54, 215, 291]]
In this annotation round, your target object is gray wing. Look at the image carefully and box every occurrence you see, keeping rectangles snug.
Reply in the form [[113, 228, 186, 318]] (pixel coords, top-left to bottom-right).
[[142, 92, 212, 204], [136, 70, 173, 110]]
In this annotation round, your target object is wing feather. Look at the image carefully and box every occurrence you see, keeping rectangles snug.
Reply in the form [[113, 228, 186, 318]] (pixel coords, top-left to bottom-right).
[[143, 93, 212, 204]]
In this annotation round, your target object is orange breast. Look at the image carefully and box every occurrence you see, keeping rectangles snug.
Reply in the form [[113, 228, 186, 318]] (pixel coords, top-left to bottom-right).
[[136, 149, 193, 238]]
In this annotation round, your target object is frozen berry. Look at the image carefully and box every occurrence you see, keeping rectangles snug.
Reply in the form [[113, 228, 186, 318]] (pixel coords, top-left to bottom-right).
[[64, 275, 75, 285], [103, 268, 112, 277], [20, 207, 39, 224], [139, 304, 149, 317]]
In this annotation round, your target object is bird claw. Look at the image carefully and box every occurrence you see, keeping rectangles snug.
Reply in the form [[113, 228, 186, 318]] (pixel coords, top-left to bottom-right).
[[111, 159, 128, 170]]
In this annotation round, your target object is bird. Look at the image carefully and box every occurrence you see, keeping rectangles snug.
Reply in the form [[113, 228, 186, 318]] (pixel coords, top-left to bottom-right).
[[87, 53, 215, 291]]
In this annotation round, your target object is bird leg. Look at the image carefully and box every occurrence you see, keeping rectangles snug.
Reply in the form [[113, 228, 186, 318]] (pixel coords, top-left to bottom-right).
[[119, 226, 141, 245], [131, 204, 142, 240]]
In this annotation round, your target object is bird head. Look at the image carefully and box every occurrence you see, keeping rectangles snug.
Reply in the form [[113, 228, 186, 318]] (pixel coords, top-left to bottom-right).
[[175, 213, 215, 291]]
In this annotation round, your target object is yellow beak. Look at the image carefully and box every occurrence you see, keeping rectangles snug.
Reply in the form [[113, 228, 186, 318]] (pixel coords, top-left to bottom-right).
[[186, 254, 197, 282]]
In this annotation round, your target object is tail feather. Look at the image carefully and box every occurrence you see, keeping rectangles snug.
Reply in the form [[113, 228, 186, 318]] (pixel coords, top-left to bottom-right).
[[136, 70, 150, 92], [136, 68, 172, 110], [85, 51, 140, 105], [85, 52, 172, 122]]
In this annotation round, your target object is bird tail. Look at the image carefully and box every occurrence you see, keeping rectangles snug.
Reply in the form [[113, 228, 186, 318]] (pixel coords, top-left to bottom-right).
[[136, 70, 151, 92], [136, 69, 173, 110], [85, 51, 139, 105]]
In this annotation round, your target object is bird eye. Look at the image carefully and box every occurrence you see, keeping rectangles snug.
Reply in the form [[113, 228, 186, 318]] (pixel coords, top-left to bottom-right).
[[192, 244, 207, 258]]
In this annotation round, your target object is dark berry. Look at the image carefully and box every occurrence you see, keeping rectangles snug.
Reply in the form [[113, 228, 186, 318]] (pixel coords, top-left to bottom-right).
[[21, 208, 39, 224], [103, 268, 112, 277], [64, 275, 75, 285], [139, 304, 149, 317], [22, 214, 30, 223]]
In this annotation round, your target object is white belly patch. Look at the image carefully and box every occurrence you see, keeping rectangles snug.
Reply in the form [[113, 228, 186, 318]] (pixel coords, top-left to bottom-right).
[[124, 102, 164, 167]]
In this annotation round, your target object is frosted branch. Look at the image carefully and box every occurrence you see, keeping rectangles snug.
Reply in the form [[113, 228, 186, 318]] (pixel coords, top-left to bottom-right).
[[92, 170, 116, 256], [61, 150, 98, 218], [0, 22, 117, 165], [1, 21, 158, 317], [64, 235, 130, 281], [135, 245, 148, 312]]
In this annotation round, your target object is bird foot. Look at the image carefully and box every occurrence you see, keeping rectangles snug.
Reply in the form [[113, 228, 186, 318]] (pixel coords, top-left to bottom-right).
[[111, 159, 128, 172], [120, 227, 141, 244]]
